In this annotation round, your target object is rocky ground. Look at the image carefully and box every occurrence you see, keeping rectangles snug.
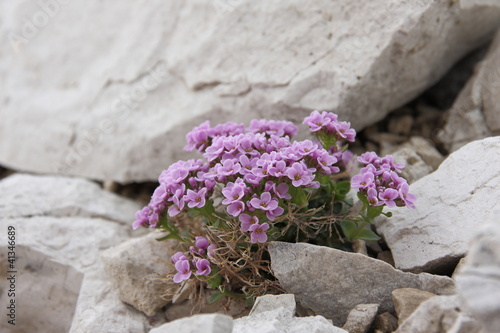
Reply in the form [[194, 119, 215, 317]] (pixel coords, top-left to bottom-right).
[[1, 1, 500, 333]]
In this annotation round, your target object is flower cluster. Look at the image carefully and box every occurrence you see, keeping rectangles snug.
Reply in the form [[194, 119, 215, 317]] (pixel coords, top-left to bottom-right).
[[171, 236, 216, 283], [134, 110, 415, 291], [134, 115, 346, 244], [351, 152, 416, 208], [303, 110, 356, 142]]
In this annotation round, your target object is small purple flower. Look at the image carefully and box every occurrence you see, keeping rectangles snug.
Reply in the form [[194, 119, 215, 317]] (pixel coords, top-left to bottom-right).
[[275, 183, 292, 199], [167, 195, 185, 217], [268, 160, 288, 177], [184, 120, 210, 152], [222, 183, 246, 205], [303, 110, 331, 132], [239, 214, 259, 232], [266, 206, 284, 221], [173, 259, 192, 283], [195, 259, 212, 276], [171, 251, 188, 263], [226, 200, 245, 217], [351, 172, 375, 189], [358, 152, 378, 165], [286, 162, 314, 187], [333, 121, 356, 142], [195, 236, 210, 251], [249, 223, 270, 243], [379, 188, 399, 208], [249, 192, 279, 211], [207, 244, 217, 259], [215, 159, 241, 178], [366, 188, 379, 206], [398, 183, 417, 209], [132, 206, 152, 229], [184, 188, 207, 208]]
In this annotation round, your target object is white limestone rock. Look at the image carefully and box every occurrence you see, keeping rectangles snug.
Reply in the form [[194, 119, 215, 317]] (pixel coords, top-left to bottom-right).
[[101, 233, 180, 317], [439, 30, 500, 152], [0, 173, 139, 224], [269, 242, 456, 326], [0, 246, 83, 333], [376, 137, 500, 273], [342, 304, 379, 333], [455, 213, 500, 333], [0, 174, 150, 333], [149, 314, 233, 333], [395, 295, 483, 333], [1, 1, 500, 182], [233, 294, 347, 333]]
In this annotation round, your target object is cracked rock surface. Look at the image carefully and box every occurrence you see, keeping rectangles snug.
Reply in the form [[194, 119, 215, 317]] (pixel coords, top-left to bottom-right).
[[0, 174, 151, 333], [1, 1, 500, 182], [268, 242, 455, 326], [375, 137, 500, 273]]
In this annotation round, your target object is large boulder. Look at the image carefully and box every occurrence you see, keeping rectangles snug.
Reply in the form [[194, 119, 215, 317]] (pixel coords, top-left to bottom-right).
[[1, 1, 500, 182], [375, 137, 500, 273], [268, 242, 455, 326]]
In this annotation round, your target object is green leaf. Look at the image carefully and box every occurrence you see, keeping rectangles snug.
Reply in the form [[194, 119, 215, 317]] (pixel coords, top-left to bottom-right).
[[155, 233, 182, 242], [357, 192, 369, 206], [366, 205, 384, 219], [187, 208, 201, 217], [208, 290, 226, 304], [290, 187, 308, 208], [336, 181, 351, 197], [340, 220, 357, 241], [317, 174, 331, 186], [206, 271, 222, 289], [354, 229, 381, 241]]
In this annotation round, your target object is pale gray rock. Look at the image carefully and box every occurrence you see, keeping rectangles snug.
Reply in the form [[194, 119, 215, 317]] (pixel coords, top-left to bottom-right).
[[269, 242, 455, 326], [0, 173, 140, 224], [342, 304, 379, 333], [376, 137, 500, 273], [439, 30, 500, 152], [101, 233, 180, 316], [69, 267, 153, 333], [0, 246, 83, 333], [0, 174, 150, 333], [391, 147, 433, 184], [383, 136, 444, 171], [150, 313, 233, 333], [1, 1, 500, 182], [395, 295, 483, 333], [250, 294, 296, 317], [392, 288, 436, 325], [455, 214, 500, 333], [233, 294, 347, 333]]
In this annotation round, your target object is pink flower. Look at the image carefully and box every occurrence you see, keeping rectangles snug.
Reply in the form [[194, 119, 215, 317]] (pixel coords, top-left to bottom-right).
[[302, 110, 331, 132], [249, 192, 279, 211], [239, 214, 259, 232], [249, 223, 270, 243], [195, 259, 211, 276], [286, 162, 314, 187], [222, 183, 246, 205], [379, 188, 399, 208], [171, 251, 188, 263], [226, 201, 245, 217], [173, 259, 192, 283], [184, 188, 207, 208], [195, 236, 210, 251]]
